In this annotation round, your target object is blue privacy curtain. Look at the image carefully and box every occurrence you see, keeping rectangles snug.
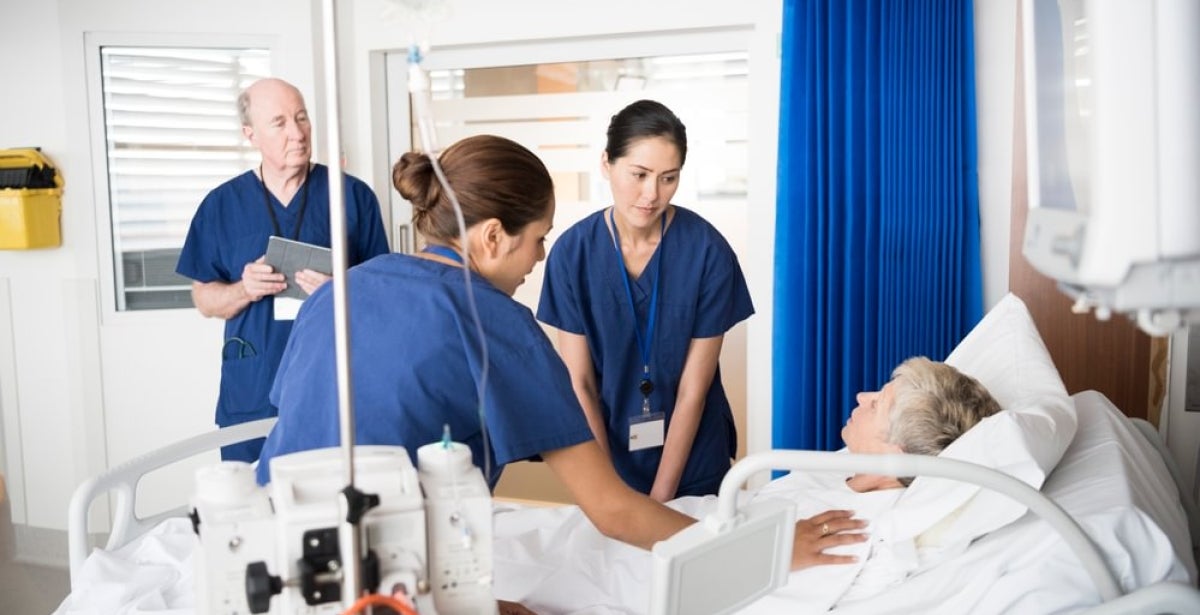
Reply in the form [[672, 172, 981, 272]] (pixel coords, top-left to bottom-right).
[[773, 0, 984, 451]]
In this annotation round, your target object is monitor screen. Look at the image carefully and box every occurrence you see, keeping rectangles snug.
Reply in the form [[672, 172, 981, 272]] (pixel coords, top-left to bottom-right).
[[1028, 0, 1092, 213]]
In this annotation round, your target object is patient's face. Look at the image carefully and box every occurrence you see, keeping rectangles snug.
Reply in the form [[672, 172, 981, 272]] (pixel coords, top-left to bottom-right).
[[842, 381, 902, 454]]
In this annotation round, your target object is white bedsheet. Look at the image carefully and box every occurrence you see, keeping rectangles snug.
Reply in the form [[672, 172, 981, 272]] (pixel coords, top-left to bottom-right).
[[492, 472, 904, 614], [497, 390, 1194, 614], [57, 516, 195, 615], [55, 391, 1195, 615]]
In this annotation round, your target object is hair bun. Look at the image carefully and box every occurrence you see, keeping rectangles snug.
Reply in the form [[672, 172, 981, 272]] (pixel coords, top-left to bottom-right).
[[392, 151, 441, 214]]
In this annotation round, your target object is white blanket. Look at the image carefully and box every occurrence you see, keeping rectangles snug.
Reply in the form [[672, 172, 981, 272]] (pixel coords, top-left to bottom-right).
[[492, 472, 905, 614]]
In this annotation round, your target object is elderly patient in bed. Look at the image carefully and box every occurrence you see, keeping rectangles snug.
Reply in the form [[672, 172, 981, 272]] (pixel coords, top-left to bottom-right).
[[839, 356, 1001, 491], [492, 356, 1002, 613]]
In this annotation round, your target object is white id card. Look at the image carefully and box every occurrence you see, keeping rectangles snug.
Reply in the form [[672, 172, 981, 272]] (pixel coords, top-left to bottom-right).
[[273, 296, 303, 321], [629, 412, 665, 451]]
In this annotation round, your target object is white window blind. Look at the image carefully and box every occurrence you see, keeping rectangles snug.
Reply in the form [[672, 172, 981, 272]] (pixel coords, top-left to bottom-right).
[[99, 46, 270, 311]]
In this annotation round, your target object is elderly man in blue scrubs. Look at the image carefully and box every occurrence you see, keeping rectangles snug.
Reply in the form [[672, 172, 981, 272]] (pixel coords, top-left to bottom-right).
[[176, 78, 389, 462]]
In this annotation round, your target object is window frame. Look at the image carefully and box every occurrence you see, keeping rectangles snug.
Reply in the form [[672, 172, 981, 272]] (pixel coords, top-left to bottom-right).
[[85, 31, 275, 322]]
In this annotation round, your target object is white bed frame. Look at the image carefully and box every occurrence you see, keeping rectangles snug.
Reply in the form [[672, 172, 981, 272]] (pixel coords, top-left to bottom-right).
[[66, 417, 275, 585], [67, 398, 1200, 613]]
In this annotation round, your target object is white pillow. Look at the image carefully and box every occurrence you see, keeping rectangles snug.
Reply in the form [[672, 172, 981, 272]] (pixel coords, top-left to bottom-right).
[[873, 293, 1076, 556]]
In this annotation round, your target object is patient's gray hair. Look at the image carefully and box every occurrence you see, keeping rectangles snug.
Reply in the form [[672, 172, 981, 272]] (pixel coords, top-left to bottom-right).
[[887, 357, 1001, 486]]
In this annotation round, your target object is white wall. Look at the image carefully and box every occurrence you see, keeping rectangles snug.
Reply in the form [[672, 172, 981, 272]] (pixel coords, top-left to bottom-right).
[[1, 0, 74, 535], [973, 0, 1017, 311], [0, 0, 315, 558], [0, 0, 1024, 563]]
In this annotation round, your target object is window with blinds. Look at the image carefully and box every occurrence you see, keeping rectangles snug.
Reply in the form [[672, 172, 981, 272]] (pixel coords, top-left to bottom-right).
[[99, 46, 270, 311]]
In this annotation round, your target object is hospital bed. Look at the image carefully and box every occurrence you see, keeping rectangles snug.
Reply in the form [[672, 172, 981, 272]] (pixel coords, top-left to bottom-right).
[[58, 295, 1200, 614], [492, 389, 1200, 614], [57, 390, 1200, 614]]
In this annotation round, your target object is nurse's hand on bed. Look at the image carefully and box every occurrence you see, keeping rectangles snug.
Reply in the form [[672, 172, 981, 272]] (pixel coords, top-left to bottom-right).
[[791, 509, 867, 570]]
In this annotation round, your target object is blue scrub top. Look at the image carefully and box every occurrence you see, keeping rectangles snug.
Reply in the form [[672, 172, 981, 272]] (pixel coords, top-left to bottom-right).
[[537, 206, 754, 496], [176, 165, 389, 441], [256, 254, 595, 487]]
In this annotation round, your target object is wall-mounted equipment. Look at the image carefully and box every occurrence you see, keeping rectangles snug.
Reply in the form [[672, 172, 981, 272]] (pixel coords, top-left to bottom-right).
[[1021, 0, 1200, 336], [0, 148, 63, 250]]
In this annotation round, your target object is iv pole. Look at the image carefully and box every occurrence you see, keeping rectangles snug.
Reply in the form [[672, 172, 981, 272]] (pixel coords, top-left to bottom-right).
[[317, 0, 367, 605]]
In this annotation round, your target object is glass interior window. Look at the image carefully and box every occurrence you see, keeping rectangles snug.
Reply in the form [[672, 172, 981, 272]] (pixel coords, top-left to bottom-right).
[[99, 46, 269, 311], [412, 51, 750, 310]]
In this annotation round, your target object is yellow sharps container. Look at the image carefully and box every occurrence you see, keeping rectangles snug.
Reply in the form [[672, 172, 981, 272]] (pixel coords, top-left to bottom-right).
[[0, 148, 63, 250]]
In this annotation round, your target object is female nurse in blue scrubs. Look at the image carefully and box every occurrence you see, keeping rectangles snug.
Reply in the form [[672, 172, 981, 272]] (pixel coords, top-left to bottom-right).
[[256, 134, 862, 569], [538, 100, 754, 501]]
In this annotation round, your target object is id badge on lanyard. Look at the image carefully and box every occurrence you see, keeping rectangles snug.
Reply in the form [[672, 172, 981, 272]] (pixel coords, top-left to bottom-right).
[[612, 208, 668, 453], [274, 296, 302, 320], [629, 407, 666, 451]]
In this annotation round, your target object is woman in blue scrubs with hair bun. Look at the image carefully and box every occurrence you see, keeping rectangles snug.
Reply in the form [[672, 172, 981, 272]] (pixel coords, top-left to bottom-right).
[[257, 133, 857, 572], [537, 100, 754, 501]]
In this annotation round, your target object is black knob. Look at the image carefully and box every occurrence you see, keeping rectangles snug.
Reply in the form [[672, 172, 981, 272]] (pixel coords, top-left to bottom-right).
[[245, 561, 282, 614]]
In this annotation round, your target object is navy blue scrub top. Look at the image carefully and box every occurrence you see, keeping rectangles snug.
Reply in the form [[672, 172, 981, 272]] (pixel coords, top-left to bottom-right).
[[256, 254, 595, 487], [176, 165, 389, 442], [537, 206, 754, 496]]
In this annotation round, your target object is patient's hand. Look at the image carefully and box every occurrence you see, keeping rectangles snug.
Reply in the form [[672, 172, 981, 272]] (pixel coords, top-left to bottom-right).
[[498, 599, 538, 615], [790, 509, 867, 571]]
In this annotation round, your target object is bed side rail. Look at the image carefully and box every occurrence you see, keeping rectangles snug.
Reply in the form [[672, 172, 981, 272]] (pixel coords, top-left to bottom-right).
[[67, 417, 276, 585], [652, 450, 1134, 615], [717, 451, 1123, 600]]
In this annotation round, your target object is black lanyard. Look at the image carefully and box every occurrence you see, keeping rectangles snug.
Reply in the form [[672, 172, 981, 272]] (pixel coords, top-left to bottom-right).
[[260, 164, 311, 239]]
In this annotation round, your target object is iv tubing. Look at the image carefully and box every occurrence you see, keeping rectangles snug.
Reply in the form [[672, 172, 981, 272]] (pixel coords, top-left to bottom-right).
[[408, 47, 493, 481]]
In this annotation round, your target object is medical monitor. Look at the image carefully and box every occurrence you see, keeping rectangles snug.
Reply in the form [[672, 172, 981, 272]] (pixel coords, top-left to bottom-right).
[[649, 499, 795, 615], [1021, 0, 1200, 335]]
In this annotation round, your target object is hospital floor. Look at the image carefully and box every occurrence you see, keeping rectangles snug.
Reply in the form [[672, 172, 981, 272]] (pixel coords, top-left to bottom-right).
[[0, 479, 70, 615]]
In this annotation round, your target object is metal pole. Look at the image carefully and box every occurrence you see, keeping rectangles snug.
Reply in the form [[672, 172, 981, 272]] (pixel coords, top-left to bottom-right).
[[317, 0, 363, 605]]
